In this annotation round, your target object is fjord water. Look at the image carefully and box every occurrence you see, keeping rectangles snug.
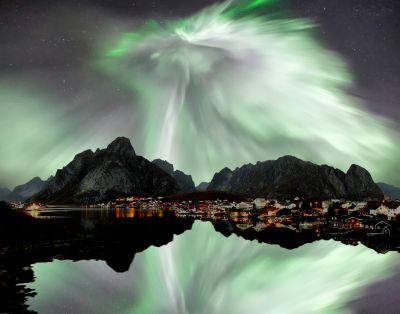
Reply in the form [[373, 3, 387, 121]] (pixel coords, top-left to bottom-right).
[[26, 220, 400, 314]]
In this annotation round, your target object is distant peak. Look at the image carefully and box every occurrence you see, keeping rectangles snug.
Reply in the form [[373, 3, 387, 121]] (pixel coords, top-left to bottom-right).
[[220, 167, 232, 173], [347, 164, 367, 174], [106, 137, 136, 156], [108, 136, 132, 147], [30, 176, 43, 182], [277, 155, 301, 161], [74, 149, 94, 160]]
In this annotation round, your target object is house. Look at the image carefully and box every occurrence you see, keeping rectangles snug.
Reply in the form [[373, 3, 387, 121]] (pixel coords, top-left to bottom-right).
[[354, 202, 367, 211], [374, 221, 391, 236], [236, 223, 252, 231], [360, 220, 392, 236], [331, 219, 347, 229], [266, 209, 277, 217], [322, 201, 332, 213], [360, 219, 382, 230], [347, 202, 366, 215], [253, 222, 268, 232], [346, 217, 361, 228], [370, 205, 389, 216], [388, 205, 400, 220], [253, 198, 268, 209], [286, 203, 297, 210], [238, 202, 253, 210], [342, 202, 355, 209]]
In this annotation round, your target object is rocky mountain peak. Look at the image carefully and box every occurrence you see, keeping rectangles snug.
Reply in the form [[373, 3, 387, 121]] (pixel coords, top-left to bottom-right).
[[105, 137, 136, 158], [208, 167, 233, 191], [276, 155, 301, 162], [73, 149, 94, 162], [208, 157, 383, 200], [30, 176, 43, 182], [345, 164, 381, 198], [152, 159, 195, 193], [32, 137, 179, 204], [346, 164, 369, 176], [220, 167, 232, 174]]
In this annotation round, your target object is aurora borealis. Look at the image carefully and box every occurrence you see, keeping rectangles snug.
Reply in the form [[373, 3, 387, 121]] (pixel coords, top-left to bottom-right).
[[100, 0, 399, 185], [0, 0, 399, 188], [27, 221, 400, 313], [2, 2, 400, 312]]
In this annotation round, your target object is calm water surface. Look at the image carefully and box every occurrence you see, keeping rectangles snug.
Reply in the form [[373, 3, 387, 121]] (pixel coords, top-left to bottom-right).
[[28, 207, 167, 219], [24, 210, 400, 314]]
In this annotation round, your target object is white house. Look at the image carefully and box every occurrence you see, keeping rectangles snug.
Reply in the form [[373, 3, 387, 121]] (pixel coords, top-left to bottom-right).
[[322, 201, 332, 214], [286, 203, 297, 210], [354, 202, 367, 211], [370, 205, 389, 216], [342, 202, 354, 209], [253, 222, 268, 232], [388, 206, 400, 220], [253, 198, 268, 209], [238, 202, 253, 210]]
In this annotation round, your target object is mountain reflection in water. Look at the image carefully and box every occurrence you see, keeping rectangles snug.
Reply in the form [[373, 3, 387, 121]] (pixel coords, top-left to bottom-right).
[[25, 220, 400, 314], [2, 207, 400, 313]]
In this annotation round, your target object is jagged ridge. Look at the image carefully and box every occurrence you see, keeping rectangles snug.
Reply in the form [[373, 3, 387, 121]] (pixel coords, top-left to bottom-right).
[[32, 137, 180, 204], [208, 155, 383, 200], [152, 159, 195, 193]]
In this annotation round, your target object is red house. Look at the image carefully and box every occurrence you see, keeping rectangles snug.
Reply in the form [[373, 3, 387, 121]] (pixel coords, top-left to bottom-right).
[[347, 217, 361, 228]]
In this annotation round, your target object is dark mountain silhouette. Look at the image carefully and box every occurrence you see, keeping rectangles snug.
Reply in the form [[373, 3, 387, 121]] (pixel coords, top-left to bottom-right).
[[208, 156, 383, 200], [32, 137, 180, 204], [1, 177, 47, 202], [152, 159, 195, 193], [196, 182, 209, 191], [377, 183, 400, 200], [0, 188, 11, 201]]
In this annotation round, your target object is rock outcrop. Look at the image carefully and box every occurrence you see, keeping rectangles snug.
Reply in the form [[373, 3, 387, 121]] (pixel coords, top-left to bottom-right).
[[208, 156, 383, 200], [152, 159, 195, 193]]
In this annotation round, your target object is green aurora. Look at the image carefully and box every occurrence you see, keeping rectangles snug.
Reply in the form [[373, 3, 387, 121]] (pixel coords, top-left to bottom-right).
[[97, 0, 400, 185], [27, 221, 400, 313], [0, 0, 399, 188]]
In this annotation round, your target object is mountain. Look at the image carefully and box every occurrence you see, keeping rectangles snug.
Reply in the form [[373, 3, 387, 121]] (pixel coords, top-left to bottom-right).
[[13, 177, 47, 199], [196, 182, 209, 191], [377, 183, 400, 200], [0, 177, 47, 202], [32, 137, 180, 204], [152, 159, 195, 193], [208, 156, 383, 200], [0, 188, 11, 201]]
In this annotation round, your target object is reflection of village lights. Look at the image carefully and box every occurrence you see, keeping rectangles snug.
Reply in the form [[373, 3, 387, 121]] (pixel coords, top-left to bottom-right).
[[26, 202, 42, 210], [30, 209, 40, 218], [127, 208, 135, 218]]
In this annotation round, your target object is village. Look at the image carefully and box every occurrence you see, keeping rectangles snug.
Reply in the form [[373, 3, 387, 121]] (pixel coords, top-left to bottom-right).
[[75, 196, 400, 236], [12, 195, 400, 240]]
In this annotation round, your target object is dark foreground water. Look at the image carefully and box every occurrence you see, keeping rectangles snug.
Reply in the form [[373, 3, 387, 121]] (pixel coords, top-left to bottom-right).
[[18, 208, 400, 314]]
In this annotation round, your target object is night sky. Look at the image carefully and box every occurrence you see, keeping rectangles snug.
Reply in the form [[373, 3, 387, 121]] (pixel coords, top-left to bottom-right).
[[0, 0, 399, 188]]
